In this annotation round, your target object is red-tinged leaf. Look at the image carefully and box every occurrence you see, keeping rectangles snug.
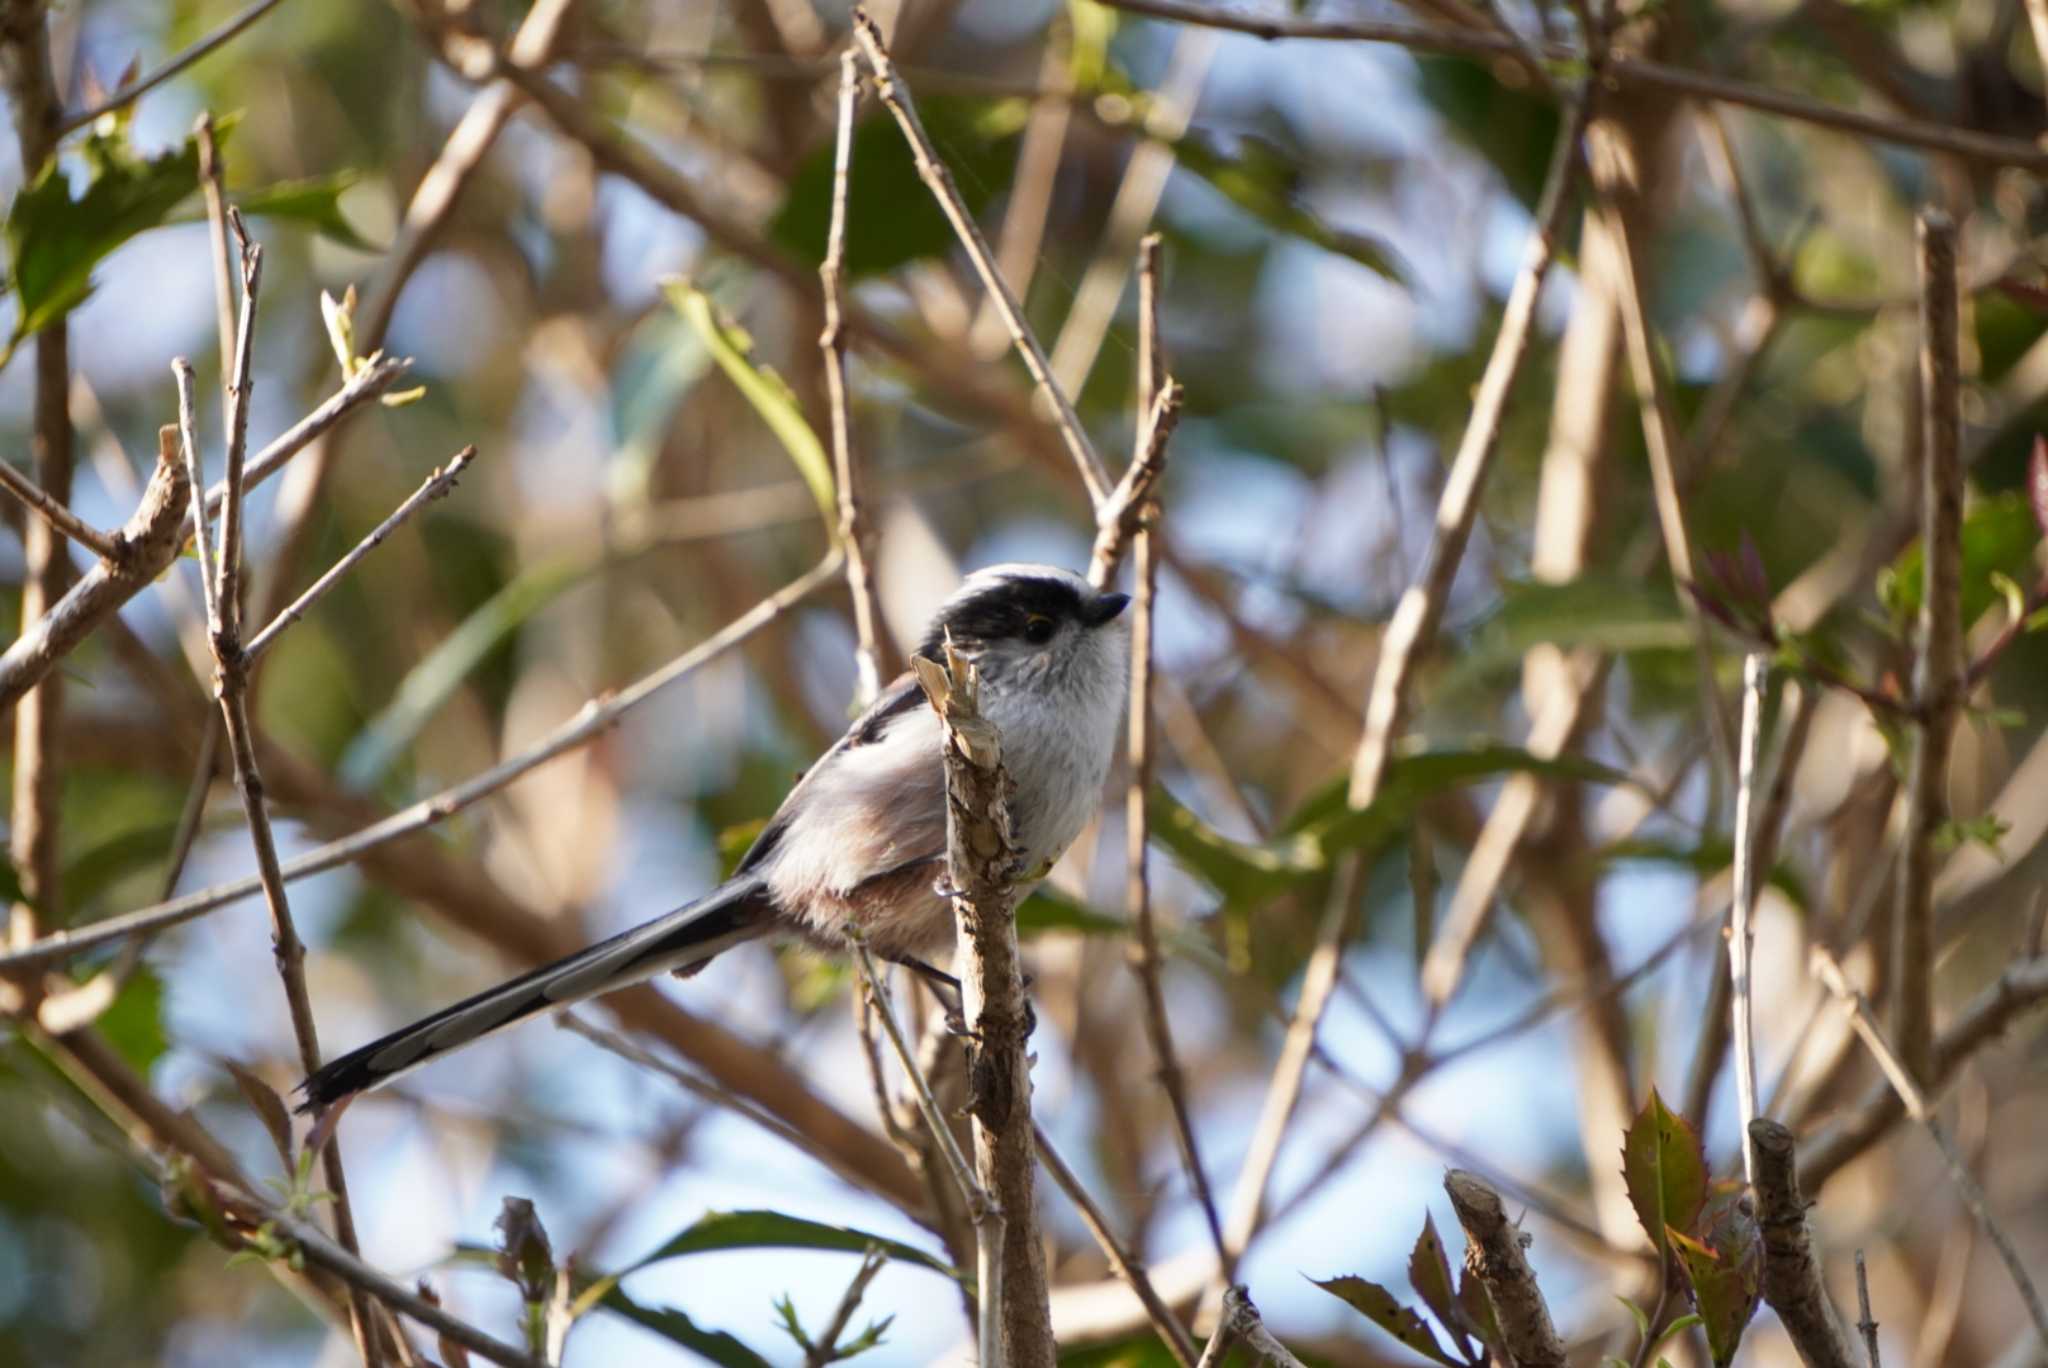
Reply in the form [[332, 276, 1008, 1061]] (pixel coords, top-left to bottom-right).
[[2029, 436, 2048, 538], [223, 1060, 294, 1171], [1738, 529, 1771, 605], [417, 1280, 474, 1368], [1408, 1215, 1474, 1358], [1668, 1214, 1761, 1368], [1314, 1275, 1465, 1366], [1622, 1088, 1707, 1261], [1682, 580, 1743, 634]]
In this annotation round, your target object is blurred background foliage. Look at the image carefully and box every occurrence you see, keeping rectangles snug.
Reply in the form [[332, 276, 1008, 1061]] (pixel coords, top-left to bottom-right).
[[3, 0, 2048, 1364]]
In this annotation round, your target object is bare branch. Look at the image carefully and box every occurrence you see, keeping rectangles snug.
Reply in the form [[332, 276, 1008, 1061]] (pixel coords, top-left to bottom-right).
[[1749, 1119, 1856, 1368], [243, 446, 478, 664], [1033, 1125, 1200, 1367], [852, 8, 1112, 507], [1896, 209, 1963, 1087], [1730, 654, 1768, 1183], [820, 49, 892, 708], [195, 113, 237, 377], [1094, 0, 2048, 170], [1810, 949, 2048, 1343], [56, 0, 293, 137], [0, 458, 118, 560], [0, 552, 844, 972], [1087, 380, 1183, 591], [1856, 1250, 1882, 1368], [804, 1245, 888, 1368], [1445, 1170, 1567, 1368], [1205, 1285, 1308, 1368]]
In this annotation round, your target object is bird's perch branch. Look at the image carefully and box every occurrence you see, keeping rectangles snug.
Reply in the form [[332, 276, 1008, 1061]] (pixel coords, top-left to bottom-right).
[[911, 642, 1052, 1367], [1444, 1170, 1567, 1368], [1749, 1119, 1856, 1368], [0, 458, 119, 561]]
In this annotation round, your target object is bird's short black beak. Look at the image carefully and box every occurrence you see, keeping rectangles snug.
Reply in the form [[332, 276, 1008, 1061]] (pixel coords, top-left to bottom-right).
[[1083, 591, 1132, 627]]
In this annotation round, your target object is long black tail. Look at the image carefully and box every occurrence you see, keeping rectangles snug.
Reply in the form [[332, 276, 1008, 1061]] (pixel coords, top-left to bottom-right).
[[296, 876, 772, 1111]]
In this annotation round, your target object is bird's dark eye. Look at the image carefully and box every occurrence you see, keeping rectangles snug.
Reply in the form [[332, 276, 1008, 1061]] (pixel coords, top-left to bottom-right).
[[1022, 615, 1056, 644]]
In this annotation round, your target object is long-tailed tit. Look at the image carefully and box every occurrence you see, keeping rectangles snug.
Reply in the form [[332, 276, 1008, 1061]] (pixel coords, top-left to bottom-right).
[[298, 564, 1130, 1109]]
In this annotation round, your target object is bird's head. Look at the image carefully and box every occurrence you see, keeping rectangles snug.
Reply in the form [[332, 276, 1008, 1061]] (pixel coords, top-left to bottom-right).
[[917, 564, 1131, 691]]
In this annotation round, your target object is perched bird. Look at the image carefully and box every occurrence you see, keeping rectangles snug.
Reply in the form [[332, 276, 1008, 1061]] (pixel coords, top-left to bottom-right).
[[298, 564, 1130, 1109]]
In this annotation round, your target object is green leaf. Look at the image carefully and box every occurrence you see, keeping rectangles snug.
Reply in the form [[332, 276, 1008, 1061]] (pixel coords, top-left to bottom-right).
[[1597, 836, 1809, 911], [667, 279, 836, 533], [1413, 55, 1561, 209], [2, 132, 201, 362], [1313, 1274, 1464, 1367], [1932, 812, 2010, 858], [1877, 491, 2041, 629], [1152, 746, 1635, 911], [769, 97, 1020, 277], [598, 1285, 774, 1368], [1058, 1333, 1186, 1367], [621, 1209, 960, 1283], [227, 171, 377, 252], [1457, 1266, 1501, 1357], [1669, 1185, 1761, 1368], [1621, 1088, 1707, 1262], [95, 966, 169, 1074], [222, 1060, 295, 1171]]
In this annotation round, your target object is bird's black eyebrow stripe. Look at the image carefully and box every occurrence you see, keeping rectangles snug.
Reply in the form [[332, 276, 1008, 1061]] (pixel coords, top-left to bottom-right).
[[919, 576, 1085, 656]]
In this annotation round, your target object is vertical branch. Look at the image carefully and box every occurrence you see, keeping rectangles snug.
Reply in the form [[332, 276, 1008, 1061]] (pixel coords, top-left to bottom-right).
[[1749, 1119, 1856, 1368], [195, 113, 238, 377], [4, 0, 74, 952], [820, 47, 892, 708], [202, 229, 380, 1366], [1444, 1171, 1567, 1368], [1119, 236, 1225, 1272], [910, 646, 1052, 1367], [1896, 208, 1962, 1087], [1856, 1250, 1882, 1368], [1730, 653, 1768, 1183]]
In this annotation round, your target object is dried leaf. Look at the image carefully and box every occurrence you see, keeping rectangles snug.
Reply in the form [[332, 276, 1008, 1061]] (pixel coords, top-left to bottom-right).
[[1313, 1275, 1464, 1367], [1408, 1214, 1474, 1359]]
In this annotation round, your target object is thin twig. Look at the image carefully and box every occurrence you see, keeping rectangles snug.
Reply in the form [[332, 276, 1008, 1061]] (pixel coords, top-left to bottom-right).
[[1116, 235, 1224, 1280], [850, 941, 1001, 1367], [195, 113, 237, 378], [1222, 90, 1593, 1260], [1730, 653, 1767, 1183], [1093, 0, 2048, 170], [1087, 380, 1183, 591], [1896, 209, 1963, 1088], [1749, 1119, 1856, 1368], [1032, 1125, 1201, 1367], [851, 8, 1113, 507], [820, 48, 891, 708], [174, 362, 221, 629], [242, 447, 477, 663], [200, 227, 378, 1367], [0, 458, 118, 561], [0, 357, 408, 712], [1856, 1249, 1882, 1368], [1810, 949, 2048, 1343], [0, 552, 844, 971], [56, 0, 293, 137], [803, 1245, 888, 1368]]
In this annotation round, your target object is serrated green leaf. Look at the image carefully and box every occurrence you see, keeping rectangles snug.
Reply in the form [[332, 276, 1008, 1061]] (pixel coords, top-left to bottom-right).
[[2, 133, 200, 364], [1313, 1274, 1463, 1366], [667, 279, 835, 534], [1622, 1087, 1706, 1262], [621, 1209, 960, 1282]]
